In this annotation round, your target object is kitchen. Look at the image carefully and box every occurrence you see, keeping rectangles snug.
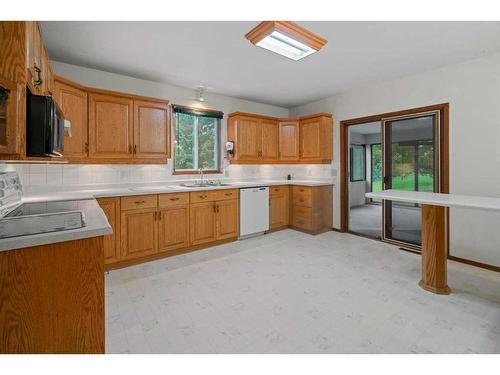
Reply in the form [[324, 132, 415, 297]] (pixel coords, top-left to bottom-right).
[[1, 8, 500, 367]]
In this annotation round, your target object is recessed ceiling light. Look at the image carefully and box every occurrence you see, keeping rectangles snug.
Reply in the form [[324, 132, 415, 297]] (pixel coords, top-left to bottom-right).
[[245, 21, 327, 61]]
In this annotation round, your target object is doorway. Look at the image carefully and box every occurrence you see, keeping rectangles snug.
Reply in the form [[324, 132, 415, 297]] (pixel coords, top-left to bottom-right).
[[340, 104, 449, 251]]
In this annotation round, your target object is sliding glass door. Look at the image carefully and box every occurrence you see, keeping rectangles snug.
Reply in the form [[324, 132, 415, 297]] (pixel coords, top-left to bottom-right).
[[382, 112, 440, 250]]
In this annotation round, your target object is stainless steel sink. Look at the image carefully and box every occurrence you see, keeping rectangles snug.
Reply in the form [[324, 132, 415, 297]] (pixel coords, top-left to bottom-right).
[[179, 182, 232, 188]]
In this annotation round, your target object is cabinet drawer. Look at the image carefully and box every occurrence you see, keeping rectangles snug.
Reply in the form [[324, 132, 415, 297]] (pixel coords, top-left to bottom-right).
[[121, 194, 157, 210], [190, 190, 219, 203], [292, 205, 313, 230], [292, 186, 312, 207], [216, 189, 239, 201], [158, 192, 189, 207], [269, 185, 288, 196]]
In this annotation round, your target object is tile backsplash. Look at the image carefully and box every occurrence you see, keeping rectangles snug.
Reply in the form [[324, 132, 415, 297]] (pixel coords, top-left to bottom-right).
[[0, 163, 334, 187]]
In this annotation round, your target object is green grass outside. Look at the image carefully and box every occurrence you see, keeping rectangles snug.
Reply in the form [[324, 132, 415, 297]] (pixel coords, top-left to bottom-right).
[[372, 174, 434, 192]]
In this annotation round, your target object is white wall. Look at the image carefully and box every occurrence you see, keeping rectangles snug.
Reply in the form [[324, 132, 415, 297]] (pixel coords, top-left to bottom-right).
[[290, 52, 500, 267]]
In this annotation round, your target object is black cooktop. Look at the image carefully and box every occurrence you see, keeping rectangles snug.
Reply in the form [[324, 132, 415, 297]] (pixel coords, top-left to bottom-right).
[[6, 199, 95, 217]]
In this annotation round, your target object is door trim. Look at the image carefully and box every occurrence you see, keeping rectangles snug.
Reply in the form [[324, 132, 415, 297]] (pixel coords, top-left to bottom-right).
[[339, 103, 449, 233]]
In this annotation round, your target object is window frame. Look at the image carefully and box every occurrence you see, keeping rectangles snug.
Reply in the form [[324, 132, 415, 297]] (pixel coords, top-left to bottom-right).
[[349, 144, 366, 182], [172, 107, 222, 175]]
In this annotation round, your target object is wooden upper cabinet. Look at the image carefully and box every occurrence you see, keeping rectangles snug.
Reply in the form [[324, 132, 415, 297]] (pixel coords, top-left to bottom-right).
[[261, 119, 279, 160], [54, 77, 88, 158], [88, 91, 134, 159], [299, 117, 321, 160], [0, 21, 26, 84], [0, 78, 21, 155], [279, 121, 299, 161], [228, 112, 332, 164], [133, 100, 170, 159], [234, 116, 260, 160], [25, 22, 43, 95], [299, 114, 333, 162]]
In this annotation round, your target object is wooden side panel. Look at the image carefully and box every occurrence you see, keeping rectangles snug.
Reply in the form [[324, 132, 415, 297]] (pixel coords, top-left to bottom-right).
[[97, 197, 121, 265], [0, 78, 21, 155], [158, 206, 190, 253], [216, 199, 239, 240], [54, 78, 88, 158], [121, 209, 158, 260], [0, 22, 26, 83], [190, 202, 217, 245], [261, 119, 279, 160], [133, 100, 170, 159], [88, 92, 134, 159], [419, 204, 450, 294], [279, 121, 299, 161], [0, 236, 104, 354]]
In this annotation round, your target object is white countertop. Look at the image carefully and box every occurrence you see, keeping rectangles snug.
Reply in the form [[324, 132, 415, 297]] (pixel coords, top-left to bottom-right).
[[0, 199, 112, 252], [1, 178, 334, 252], [366, 190, 500, 212], [22, 179, 335, 202]]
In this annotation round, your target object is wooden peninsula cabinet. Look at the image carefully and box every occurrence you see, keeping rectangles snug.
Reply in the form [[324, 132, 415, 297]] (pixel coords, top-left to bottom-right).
[[291, 185, 333, 234], [227, 112, 332, 164]]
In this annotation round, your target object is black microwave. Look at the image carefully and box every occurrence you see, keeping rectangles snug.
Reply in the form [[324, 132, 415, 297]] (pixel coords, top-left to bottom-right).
[[26, 92, 64, 157]]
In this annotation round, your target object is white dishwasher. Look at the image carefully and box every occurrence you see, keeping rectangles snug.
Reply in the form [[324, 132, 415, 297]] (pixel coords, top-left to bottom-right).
[[239, 186, 269, 239]]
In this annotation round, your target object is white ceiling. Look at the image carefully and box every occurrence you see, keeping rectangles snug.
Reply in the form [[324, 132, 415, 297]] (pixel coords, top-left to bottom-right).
[[40, 21, 500, 108]]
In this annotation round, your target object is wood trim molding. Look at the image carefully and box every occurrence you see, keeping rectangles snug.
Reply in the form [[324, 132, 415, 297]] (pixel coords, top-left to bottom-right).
[[245, 21, 328, 51], [172, 170, 222, 175], [85, 86, 169, 105], [228, 111, 332, 122], [339, 103, 450, 233]]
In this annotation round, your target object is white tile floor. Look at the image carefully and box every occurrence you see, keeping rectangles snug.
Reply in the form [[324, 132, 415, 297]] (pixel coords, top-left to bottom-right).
[[105, 230, 500, 353]]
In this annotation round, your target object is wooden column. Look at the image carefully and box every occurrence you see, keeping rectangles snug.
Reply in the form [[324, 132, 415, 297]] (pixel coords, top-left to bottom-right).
[[419, 204, 451, 294]]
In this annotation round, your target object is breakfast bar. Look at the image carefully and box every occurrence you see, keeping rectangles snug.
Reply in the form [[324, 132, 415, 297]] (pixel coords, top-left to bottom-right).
[[365, 190, 500, 295]]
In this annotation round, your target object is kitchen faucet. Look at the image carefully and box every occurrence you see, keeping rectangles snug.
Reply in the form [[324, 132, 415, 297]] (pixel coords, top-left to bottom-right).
[[199, 168, 204, 185]]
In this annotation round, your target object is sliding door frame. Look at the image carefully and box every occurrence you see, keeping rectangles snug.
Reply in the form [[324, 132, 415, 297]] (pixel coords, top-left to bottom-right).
[[381, 110, 441, 252], [339, 103, 449, 233]]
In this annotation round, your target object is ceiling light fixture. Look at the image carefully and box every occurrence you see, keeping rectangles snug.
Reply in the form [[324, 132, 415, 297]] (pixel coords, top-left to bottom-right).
[[196, 87, 206, 102], [245, 21, 327, 61]]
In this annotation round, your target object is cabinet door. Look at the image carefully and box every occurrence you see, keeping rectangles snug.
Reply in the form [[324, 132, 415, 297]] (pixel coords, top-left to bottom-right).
[[27, 22, 43, 95], [158, 206, 189, 253], [0, 78, 20, 155], [216, 199, 239, 240], [261, 119, 279, 160], [236, 117, 261, 160], [269, 193, 289, 230], [300, 118, 322, 160], [97, 197, 121, 265], [54, 78, 88, 158], [279, 121, 299, 161], [121, 208, 158, 260], [133, 100, 170, 159], [88, 92, 134, 159], [190, 201, 217, 246]]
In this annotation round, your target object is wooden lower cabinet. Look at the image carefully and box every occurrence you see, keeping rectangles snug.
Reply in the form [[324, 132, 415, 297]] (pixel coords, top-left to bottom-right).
[[190, 201, 217, 246], [216, 199, 239, 240], [158, 205, 189, 253], [269, 185, 290, 230], [290, 185, 333, 234], [121, 208, 158, 260], [97, 197, 121, 264]]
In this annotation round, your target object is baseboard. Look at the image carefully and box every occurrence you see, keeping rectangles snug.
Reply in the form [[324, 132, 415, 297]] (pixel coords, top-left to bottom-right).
[[448, 255, 500, 273]]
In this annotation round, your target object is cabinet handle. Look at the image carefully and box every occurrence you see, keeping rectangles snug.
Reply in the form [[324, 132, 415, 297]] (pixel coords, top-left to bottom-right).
[[134, 145, 137, 154], [134, 200, 146, 204], [158, 211, 161, 220], [33, 66, 42, 86], [84, 142, 89, 153], [129, 145, 132, 154], [169, 197, 180, 201], [200, 194, 208, 199], [213, 203, 217, 213], [225, 192, 232, 196], [216, 204, 219, 213], [154, 211, 157, 221]]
